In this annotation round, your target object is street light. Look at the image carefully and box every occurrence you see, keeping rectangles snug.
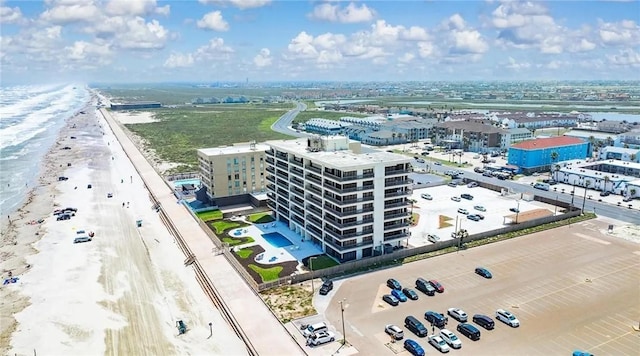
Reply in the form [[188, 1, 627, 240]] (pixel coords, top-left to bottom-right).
[[339, 299, 347, 346], [515, 200, 521, 224]]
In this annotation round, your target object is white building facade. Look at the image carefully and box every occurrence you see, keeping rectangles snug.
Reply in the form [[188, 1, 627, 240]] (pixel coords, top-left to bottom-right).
[[265, 136, 413, 262]]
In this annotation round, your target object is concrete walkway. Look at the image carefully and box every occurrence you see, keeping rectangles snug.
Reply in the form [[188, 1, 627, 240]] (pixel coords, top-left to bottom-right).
[[99, 109, 304, 356]]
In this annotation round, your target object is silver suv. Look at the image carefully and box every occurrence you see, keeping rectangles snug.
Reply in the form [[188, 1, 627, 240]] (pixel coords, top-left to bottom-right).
[[496, 309, 520, 327]]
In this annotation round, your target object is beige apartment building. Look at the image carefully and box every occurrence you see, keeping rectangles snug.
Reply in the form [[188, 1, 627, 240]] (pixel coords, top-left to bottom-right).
[[197, 142, 270, 203]]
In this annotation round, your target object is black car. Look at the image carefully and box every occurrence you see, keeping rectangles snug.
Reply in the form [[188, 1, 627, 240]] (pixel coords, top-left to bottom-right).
[[509, 207, 520, 213], [56, 213, 71, 221], [600, 191, 610, 197], [461, 193, 474, 200], [457, 323, 481, 341], [403, 288, 419, 300], [405, 316, 428, 337], [424, 311, 448, 328], [383, 294, 400, 306], [475, 267, 492, 279], [473, 314, 495, 330], [58, 176, 69, 181], [319, 280, 333, 295], [387, 278, 402, 290], [415, 278, 436, 296]]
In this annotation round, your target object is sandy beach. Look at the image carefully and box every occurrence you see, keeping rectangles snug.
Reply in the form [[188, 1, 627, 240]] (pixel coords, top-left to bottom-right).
[[0, 93, 247, 355]]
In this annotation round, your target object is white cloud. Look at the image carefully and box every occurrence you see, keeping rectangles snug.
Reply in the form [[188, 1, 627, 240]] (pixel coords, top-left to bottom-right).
[[505, 56, 531, 70], [104, 0, 159, 16], [64, 40, 112, 65], [156, 5, 170, 16], [197, 11, 230, 31], [40, 2, 100, 23], [286, 31, 319, 59], [0, 5, 23, 24], [598, 19, 640, 46], [194, 38, 234, 61], [440, 14, 488, 55], [607, 49, 640, 67], [253, 48, 272, 67], [398, 52, 415, 63], [164, 52, 195, 68], [115, 17, 169, 50], [308, 2, 375, 23], [417, 42, 435, 58], [198, 0, 271, 9]]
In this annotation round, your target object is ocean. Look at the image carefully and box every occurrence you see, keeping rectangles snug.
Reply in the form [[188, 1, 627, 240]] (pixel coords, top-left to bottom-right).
[[0, 84, 90, 217]]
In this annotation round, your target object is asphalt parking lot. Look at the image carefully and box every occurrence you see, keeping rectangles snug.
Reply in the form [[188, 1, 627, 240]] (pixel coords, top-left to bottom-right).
[[409, 184, 555, 247], [323, 219, 640, 355]]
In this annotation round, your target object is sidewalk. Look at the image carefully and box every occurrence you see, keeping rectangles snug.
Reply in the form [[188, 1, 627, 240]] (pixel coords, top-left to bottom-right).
[[99, 109, 304, 356]]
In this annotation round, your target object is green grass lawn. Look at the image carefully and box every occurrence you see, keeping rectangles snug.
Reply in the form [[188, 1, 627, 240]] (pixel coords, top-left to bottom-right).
[[293, 110, 367, 123], [248, 264, 283, 282], [211, 220, 240, 234], [197, 210, 223, 221], [248, 212, 275, 223], [426, 156, 472, 168], [309, 255, 339, 270], [236, 248, 254, 259], [222, 236, 255, 246]]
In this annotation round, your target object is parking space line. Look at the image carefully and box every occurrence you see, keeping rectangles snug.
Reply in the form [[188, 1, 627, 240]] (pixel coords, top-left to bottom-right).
[[598, 318, 631, 334], [574, 232, 611, 245], [589, 330, 635, 351]]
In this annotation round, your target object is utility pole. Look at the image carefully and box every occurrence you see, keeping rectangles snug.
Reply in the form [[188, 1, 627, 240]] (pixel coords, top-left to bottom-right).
[[339, 299, 346, 345]]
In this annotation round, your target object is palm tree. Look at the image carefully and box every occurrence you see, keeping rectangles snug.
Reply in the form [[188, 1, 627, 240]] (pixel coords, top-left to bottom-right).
[[550, 150, 559, 163], [630, 188, 637, 197], [631, 153, 637, 162], [606, 136, 614, 147], [603, 176, 611, 193]]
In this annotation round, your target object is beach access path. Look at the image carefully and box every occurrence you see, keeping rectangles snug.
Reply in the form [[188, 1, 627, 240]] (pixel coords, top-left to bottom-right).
[[99, 108, 304, 356]]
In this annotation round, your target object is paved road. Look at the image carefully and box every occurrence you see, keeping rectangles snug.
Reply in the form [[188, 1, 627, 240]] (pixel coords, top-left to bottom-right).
[[271, 102, 309, 137], [414, 160, 640, 224]]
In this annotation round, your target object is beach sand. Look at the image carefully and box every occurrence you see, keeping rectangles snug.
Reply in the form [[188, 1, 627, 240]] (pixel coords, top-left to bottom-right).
[[1, 94, 247, 355]]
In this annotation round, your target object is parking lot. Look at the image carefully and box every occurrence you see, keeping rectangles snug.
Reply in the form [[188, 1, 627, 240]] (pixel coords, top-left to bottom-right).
[[409, 184, 555, 247], [323, 219, 640, 355]]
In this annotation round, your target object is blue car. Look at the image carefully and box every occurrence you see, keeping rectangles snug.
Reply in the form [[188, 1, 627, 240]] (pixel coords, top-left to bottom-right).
[[475, 267, 493, 279], [404, 339, 425, 356], [392, 289, 408, 302]]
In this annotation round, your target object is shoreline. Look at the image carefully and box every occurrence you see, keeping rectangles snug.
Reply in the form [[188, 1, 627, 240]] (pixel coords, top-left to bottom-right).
[[0, 95, 99, 351]]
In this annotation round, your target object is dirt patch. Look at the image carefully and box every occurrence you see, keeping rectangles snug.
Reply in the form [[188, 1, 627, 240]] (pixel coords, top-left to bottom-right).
[[439, 215, 453, 229], [261, 284, 316, 323]]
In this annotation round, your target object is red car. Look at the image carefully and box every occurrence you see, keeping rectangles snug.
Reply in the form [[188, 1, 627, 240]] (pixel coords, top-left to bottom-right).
[[429, 280, 444, 293]]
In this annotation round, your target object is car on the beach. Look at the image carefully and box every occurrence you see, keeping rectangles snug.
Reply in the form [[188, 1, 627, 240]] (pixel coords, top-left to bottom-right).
[[87, 184, 92, 189], [58, 176, 69, 181], [107, 193, 113, 198], [56, 213, 72, 221], [73, 236, 92, 244]]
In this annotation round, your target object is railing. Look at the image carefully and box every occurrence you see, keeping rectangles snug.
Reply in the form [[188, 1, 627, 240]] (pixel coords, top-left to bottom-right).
[[323, 171, 375, 182], [324, 238, 374, 252], [325, 228, 373, 240], [325, 217, 374, 229]]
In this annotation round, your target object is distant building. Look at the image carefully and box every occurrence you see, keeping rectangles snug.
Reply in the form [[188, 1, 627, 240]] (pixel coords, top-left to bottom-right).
[[596, 120, 630, 134], [497, 113, 579, 129], [617, 128, 640, 149], [110, 101, 162, 110], [265, 135, 413, 262], [508, 136, 590, 173], [555, 159, 640, 196], [303, 118, 352, 136], [598, 146, 640, 162], [501, 128, 534, 148], [432, 121, 506, 152], [197, 142, 270, 206]]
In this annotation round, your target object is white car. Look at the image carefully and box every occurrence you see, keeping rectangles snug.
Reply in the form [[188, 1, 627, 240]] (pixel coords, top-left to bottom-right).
[[474, 205, 486, 212], [439, 329, 462, 349], [384, 324, 404, 340], [421, 193, 433, 200], [307, 331, 336, 346], [457, 208, 469, 215], [428, 335, 450, 353], [496, 309, 520, 327], [451, 196, 461, 202], [447, 308, 468, 322], [427, 234, 441, 243]]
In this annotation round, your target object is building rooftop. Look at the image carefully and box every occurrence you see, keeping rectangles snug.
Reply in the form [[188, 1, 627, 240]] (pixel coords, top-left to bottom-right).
[[507, 127, 533, 135], [564, 129, 618, 140], [601, 146, 640, 154], [198, 142, 270, 156], [436, 120, 506, 134], [266, 137, 411, 169], [305, 118, 352, 129], [511, 136, 585, 150]]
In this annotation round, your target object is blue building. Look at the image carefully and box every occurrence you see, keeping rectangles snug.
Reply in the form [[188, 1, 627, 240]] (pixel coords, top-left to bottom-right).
[[508, 136, 590, 174]]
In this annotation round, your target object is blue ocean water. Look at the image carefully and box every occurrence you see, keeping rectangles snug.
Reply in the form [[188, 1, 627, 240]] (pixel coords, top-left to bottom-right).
[[0, 84, 90, 216]]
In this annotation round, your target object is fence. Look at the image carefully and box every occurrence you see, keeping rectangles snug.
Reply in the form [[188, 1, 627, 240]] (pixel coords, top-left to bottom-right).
[[165, 172, 199, 181]]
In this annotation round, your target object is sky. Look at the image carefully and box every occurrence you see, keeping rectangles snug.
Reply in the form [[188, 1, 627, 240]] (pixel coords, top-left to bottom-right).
[[1, 0, 639, 84]]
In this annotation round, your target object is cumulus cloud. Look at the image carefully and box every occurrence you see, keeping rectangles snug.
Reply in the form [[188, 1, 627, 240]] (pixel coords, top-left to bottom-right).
[[598, 19, 640, 46], [398, 52, 415, 63], [253, 48, 272, 67], [64, 40, 112, 65], [193, 38, 234, 61], [308, 2, 375, 23], [164, 52, 195, 68], [115, 17, 169, 50], [440, 14, 488, 55], [40, 1, 100, 23], [0, 5, 23, 24], [198, 0, 271, 9], [607, 49, 640, 67], [197, 11, 230, 31], [505, 56, 531, 70], [104, 0, 159, 16]]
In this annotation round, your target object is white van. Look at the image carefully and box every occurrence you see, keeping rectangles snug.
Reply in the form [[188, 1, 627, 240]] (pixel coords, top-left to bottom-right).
[[533, 182, 550, 191], [303, 322, 328, 337]]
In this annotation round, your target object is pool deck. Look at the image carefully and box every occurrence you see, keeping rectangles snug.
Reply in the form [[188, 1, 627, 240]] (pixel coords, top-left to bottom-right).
[[228, 219, 323, 266]]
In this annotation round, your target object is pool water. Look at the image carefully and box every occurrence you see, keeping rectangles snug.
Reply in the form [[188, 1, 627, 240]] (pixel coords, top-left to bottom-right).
[[262, 232, 293, 248]]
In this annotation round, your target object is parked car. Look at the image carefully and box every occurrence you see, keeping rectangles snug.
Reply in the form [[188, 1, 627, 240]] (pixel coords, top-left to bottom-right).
[[73, 236, 92, 244], [429, 280, 444, 293], [428, 335, 450, 353], [421, 193, 432, 200], [572, 351, 594, 356], [319, 280, 333, 295], [405, 316, 429, 337], [427, 234, 440, 243], [56, 213, 72, 221], [383, 294, 400, 306], [424, 311, 448, 328], [600, 191, 610, 197], [403, 288, 419, 300], [509, 207, 520, 213], [483, 171, 493, 177], [87, 184, 92, 189], [474, 167, 484, 173], [467, 214, 480, 221], [107, 193, 113, 198], [447, 182, 457, 188], [306, 331, 335, 346], [467, 182, 478, 188], [404, 339, 425, 356], [434, 162, 442, 166], [415, 278, 436, 296], [457, 323, 481, 341], [58, 176, 69, 181], [457, 208, 469, 215], [496, 309, 520, 327], [474, 205, 486, 212], [416, 158, 425, 163], [302, 322, 328, 337], [473, 314, 495, 330], [447, 308, 468, 322], [461, 193, 474, 200], [475, 213, 485, 220], [392, 289, 408, 302], [475, 267, 492, 279], [387, 278, 402, 290], [385, 324, 404, 340], [451, 196, 461, 202], [439, 329, 462, 349]]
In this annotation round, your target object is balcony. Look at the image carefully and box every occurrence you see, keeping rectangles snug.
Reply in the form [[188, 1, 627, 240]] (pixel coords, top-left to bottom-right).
[[306, 174, 322, 185], [384, 211, 411, 220], [291, 196, 304, 207], [276, 162, 288, 171], [291, 176, 304, 187], [325, 217, 373, 229], [323, 171, 375, 182], [265, 157, 275, 165], [384, 221, 410, 231], [291, 187, 305, 199], [384, 200, 411, 209], [266, 149, 274, 156], [277, 197, 288, 206], [290, 167, 304, 178], [307, 214, 323, 228], [276, 179, 289, 190], [290, 158, 303, 168], [306, 205, 323, 219], [267, 200, 276, 209], [384, 231, 410, 241], [276, 170, 288, 181], [306, 194, 323, 206], [325, 228, 373, 241], [324, 204, 374, 217], [275, 152, 288, 161], [384, 189, 411, 198], [306, 225, 323, 240], [266, 175, 275, 183], [306, 164, 321, 174], [385, 178, 413, 187], [266, 166, 275, 174], [266, 183, 276, 192], [385, 168, 411, 176], [324, 238, 373, 252], [323, 183, 375, 195], [323, 193, 374, 205]]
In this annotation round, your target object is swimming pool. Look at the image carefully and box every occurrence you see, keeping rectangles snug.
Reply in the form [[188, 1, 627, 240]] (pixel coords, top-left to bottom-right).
[[262, 232, 293, 248]]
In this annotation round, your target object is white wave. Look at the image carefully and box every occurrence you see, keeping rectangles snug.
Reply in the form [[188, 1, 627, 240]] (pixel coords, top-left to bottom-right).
[[0, 84, 66, 119], [0, 85, 89, 150]]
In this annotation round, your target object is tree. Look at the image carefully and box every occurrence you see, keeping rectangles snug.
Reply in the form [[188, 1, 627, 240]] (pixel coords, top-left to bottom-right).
[[630, 188, 637, 197], [550, 151, 559, 163], [606, 137, 614, 147], [630, 153, 637, 162]]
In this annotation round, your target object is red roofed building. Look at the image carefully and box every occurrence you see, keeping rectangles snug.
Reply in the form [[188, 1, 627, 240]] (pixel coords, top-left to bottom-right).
[[508, 136, 590, 174]]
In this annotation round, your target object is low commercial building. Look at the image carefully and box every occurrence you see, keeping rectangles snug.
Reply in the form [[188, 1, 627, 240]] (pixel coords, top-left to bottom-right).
[[501, 127, 534, 148], [110, 101, 162, 110], [303, 118, 352, 136], [197, 142, 270, 205], [265, 135, 413, 262], [432, 121, 505, 152], [554, 159, 640, 196], [508, 136, 590, 174], [598, 146, 640, 162]]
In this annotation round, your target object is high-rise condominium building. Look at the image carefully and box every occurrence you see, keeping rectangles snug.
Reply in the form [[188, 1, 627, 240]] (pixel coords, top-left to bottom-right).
[[265, 136, 413, 262], [197, 142, 270, 203]]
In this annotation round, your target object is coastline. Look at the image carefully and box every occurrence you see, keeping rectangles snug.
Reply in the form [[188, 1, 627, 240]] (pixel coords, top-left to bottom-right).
[[0, 96, 98, 351]]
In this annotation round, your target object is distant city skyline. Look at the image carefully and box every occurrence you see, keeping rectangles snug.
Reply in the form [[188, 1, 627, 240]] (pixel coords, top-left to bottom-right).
[[1, 0, 639, 84]]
